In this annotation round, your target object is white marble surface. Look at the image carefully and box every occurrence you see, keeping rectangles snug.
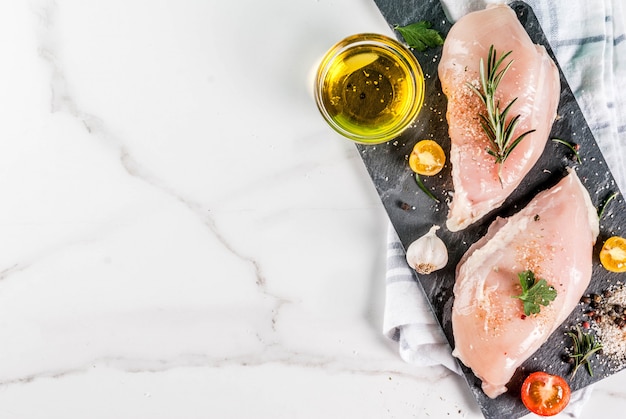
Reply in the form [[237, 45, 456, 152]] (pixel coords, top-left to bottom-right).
[[1, 0, 625, 418]]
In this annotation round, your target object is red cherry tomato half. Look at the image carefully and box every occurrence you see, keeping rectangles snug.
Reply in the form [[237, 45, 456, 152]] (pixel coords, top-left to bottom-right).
[[520, 372, 571, 416]]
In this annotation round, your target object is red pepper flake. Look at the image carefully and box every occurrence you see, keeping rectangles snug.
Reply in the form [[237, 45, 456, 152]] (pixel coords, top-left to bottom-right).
[[521, 314, 527, 320], [582, 321, 590, 329]]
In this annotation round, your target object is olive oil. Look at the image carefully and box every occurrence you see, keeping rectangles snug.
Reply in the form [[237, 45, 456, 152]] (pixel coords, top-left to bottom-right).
[[315, 34, 424, 144]]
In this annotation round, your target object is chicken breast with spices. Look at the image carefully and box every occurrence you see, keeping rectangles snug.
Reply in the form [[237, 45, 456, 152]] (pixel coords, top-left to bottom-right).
[[452, 170, 599, 398], [438, 4, 560, 231]]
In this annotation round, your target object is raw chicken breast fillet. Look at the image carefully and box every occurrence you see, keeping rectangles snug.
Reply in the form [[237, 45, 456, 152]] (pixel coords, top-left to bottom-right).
[[439, 4, 560, 231], [452, 170, 599, 398]]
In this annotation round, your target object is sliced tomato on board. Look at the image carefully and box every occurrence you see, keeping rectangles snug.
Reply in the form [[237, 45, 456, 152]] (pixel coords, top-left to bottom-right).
[[520, 372, 571, 416]]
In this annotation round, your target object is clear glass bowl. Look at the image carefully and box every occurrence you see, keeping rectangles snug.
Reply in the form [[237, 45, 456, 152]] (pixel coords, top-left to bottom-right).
[[314, 33, 425, 144]]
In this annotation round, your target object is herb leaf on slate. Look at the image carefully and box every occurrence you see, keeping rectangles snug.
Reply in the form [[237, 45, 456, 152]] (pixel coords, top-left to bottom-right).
[[394, 21, 444, 52]]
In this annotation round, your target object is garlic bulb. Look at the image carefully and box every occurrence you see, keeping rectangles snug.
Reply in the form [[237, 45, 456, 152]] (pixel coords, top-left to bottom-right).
[[405, 225, 448, 274]]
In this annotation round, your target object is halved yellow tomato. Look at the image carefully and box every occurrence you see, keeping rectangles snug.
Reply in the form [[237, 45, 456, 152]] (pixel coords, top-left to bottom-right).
[[600, 236, 626, 273], [408, 140, 445, 176]]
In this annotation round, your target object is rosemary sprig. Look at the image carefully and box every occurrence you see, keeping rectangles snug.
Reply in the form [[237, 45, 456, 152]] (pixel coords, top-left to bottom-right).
[[415, 174, 440, 203], [466, 45, 536, 184], [552, 138, 582, 164], [598, 191, 619, 219], [566, 326, 603, 378]]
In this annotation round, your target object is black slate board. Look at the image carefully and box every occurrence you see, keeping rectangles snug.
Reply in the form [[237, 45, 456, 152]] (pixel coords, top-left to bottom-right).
[[358, 1, 626, 418]]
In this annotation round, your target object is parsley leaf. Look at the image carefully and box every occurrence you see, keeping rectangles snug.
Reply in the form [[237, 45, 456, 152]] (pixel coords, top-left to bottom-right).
[[394, 21, 444, 52], [512, 270, 557, 316]]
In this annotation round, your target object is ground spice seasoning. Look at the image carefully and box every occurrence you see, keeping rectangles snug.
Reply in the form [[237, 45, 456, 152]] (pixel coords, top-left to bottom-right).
[[580, 282, 626, 372]]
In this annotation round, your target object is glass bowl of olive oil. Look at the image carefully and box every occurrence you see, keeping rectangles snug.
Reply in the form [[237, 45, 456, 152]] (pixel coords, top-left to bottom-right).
[[315, 33, 425, 144]]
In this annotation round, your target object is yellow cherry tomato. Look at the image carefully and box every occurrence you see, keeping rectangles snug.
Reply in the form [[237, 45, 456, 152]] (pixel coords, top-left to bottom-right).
[[408, 140, 445, 176], [600, 236, 626, 273]]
